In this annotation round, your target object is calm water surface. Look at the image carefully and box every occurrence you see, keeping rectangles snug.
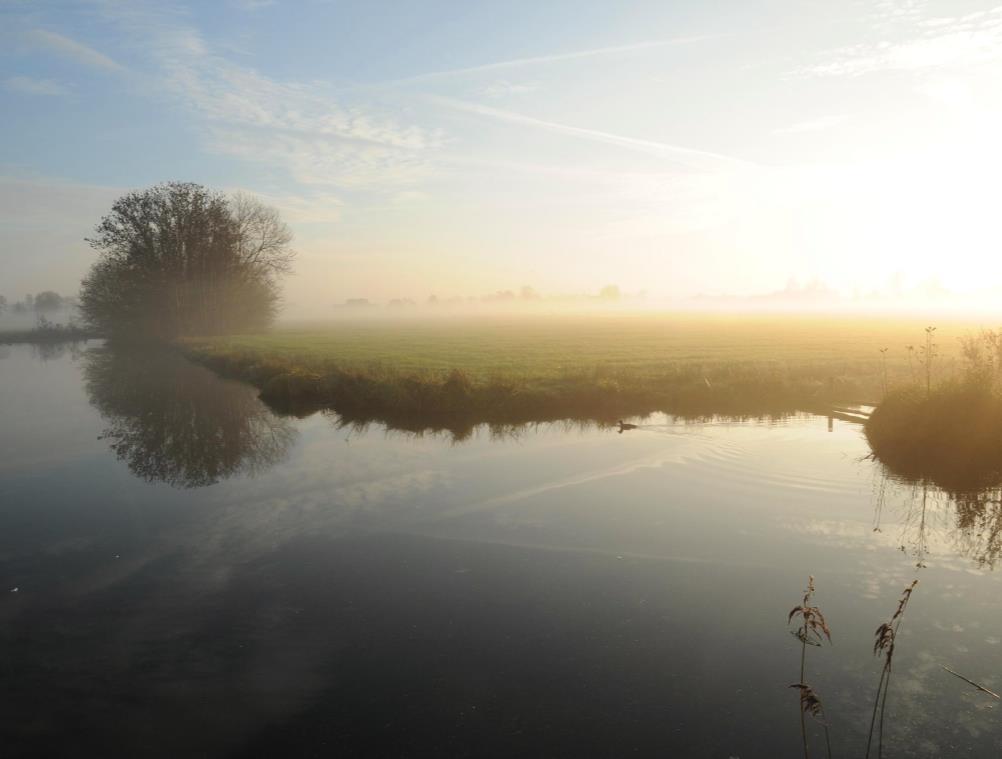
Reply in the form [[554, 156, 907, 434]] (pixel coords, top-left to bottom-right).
[[2, 344, 1001, 757]]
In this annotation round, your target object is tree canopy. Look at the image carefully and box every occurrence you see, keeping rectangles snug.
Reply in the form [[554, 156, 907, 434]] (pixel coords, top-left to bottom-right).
[[33, 291, 64, 313], [79, 182, 294, 339]]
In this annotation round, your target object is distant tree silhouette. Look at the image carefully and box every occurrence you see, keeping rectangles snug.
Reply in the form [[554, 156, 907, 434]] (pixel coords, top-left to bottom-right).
[[12, 295, 31, 314], [33, 291, 64, 313], [79, 182, 294, 339], [0, 295, 6, 315]]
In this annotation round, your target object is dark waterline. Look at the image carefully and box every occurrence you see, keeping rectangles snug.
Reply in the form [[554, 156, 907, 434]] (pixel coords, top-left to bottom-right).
[[2, 345, 1001, 757]]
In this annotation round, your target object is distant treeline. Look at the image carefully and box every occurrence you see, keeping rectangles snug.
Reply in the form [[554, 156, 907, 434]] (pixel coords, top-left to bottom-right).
[[335, 284, 628, 311], [0, 318, 97, 346], [0, 291, 75, 315]]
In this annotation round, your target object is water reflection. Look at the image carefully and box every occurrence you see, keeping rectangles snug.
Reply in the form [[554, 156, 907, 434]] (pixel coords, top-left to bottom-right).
[[327, 413, 619, 444], [83, 347, 295, 487], [325, 409, 805, 445], [868, 431, 1002, 496], [875, 474, 1002, 570], [29, 340, 87, 362], [4, 346, 1002, 757]]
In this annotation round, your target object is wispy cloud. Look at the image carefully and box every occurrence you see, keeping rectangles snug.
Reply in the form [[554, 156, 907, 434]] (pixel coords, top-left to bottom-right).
[[800, 5, 1002, 77], [430, 97, 751, 170], [870, 0, 929, 26], [29, 29, 124, 72], [3, 75, 68, 96], [207, 128, 430, 188], [93, 2, 438, 190], [229, 187, 345, 224], [772, 114, 847, 136], [229, 0, 276, 10], [481, 80, 539, 98]]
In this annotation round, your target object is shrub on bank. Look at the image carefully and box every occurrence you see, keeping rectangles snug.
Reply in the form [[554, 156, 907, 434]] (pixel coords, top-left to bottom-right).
[[866, 329, 1002, 490]]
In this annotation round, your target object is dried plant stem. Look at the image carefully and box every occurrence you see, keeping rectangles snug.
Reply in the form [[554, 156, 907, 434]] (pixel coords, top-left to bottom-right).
[[800, 638, 810, 759], [789, 576, 832, 759], [865, 667, 887, 759], [940, 666, 1001, 699], [878, 660, 892, 759], [865, 581, 918, 759]]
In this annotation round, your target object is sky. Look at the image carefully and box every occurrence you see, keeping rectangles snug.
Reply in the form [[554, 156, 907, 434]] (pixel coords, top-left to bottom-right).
[[2, 0, 1002, 312]]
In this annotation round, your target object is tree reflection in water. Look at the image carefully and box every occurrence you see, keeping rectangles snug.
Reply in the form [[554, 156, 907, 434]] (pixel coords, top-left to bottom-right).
[[951, 488, 1002, 569], [325, 412, 608, 444], [875, 470, 1002, 571], [84, 346, 295, 487]]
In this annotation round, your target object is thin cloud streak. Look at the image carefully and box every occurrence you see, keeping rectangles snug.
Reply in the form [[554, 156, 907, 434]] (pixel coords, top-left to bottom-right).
[[30, 29, 124, 72], [430, 96, 753, 170], [375, 34, 723, 86], [3, 76, 69, 96]]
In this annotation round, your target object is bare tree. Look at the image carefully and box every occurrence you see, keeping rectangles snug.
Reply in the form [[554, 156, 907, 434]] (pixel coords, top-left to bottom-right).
[[230, 192, 296, 276]]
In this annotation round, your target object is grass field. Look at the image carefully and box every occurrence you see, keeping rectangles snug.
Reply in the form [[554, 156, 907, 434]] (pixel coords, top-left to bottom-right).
[[180, 313, 979, 434]]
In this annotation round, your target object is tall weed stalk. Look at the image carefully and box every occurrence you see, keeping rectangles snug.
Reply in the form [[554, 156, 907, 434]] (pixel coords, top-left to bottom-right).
[[789, 576, 832, 759], [865, 580, 918, 759]]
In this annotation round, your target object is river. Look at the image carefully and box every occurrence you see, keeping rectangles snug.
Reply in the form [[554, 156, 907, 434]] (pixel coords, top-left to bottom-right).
[[1, 343, 1000, 757]]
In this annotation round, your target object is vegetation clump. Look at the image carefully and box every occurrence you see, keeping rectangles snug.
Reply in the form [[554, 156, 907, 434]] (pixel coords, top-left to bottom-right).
[[866, 329, 1002, 490], [785, 578, 926, 759], [79, 182, 294, 341]]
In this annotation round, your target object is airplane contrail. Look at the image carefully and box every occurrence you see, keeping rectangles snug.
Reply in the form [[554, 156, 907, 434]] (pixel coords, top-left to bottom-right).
[[373, 34, 724, 86], [430, 96, 753, 169]]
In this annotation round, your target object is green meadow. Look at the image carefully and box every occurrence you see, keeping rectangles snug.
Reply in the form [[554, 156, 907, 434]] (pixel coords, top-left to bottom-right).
[[180, 313, 975, 432]]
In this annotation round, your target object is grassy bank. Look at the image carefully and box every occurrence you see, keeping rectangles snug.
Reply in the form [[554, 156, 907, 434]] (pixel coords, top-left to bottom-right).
[[865, 329, 1002, 490], [180, 314, 971, 434], [0, 322, 99, 345], [866, 382, 1002, 490]]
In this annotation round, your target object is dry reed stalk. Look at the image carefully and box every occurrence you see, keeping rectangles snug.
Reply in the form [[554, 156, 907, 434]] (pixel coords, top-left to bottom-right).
[[789, 576, 833, 759], [865, 580, 918, 759], [940, 666, 1001, 700]]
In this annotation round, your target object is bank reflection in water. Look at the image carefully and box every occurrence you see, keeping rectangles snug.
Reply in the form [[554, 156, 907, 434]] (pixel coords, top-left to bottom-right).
[[875, 471, 1002, 571], [83, 347, 296, 487], [322, 409, 800, 446]]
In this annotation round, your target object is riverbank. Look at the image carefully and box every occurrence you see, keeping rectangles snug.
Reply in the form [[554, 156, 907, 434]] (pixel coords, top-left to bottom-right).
[[179, 315, 958, 432], [865, 327, 1002, 490], [865, 380, 1002, 490], [0, 323, 100, 345]]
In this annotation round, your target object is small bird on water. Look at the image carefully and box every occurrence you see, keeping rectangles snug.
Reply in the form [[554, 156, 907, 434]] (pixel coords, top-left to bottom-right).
[[617, 420, 638, 433]]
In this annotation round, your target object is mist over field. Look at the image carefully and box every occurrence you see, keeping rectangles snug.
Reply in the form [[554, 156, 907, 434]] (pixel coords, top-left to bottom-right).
[[5, 2, 1002, 757]]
